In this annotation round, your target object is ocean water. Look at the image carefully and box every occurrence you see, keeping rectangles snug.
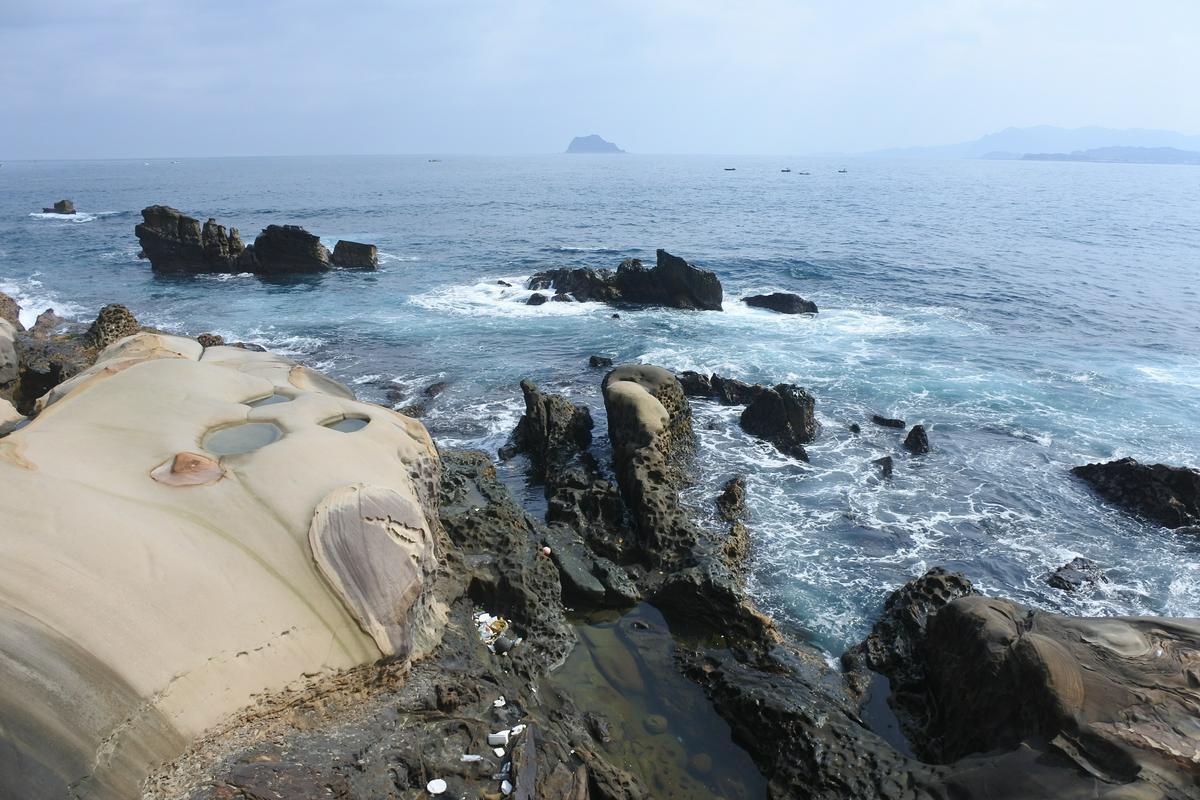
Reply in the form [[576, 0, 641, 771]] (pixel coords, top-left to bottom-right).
[[2, 154, 1198, 654]]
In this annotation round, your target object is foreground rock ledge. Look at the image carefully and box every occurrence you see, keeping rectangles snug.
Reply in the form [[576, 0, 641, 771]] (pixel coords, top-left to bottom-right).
[[0, 333, 448, 799]]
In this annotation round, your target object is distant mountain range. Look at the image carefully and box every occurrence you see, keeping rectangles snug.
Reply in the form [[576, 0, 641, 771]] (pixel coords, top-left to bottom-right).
[[863, 126, 1200, 159], [566, 135, 624, 154]]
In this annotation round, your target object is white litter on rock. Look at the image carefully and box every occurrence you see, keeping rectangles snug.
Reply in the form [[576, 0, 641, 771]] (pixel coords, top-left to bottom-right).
[[501, 778, 513, 795], [510, 723, 526, 736], [487, 730, 510, 747], [493, 747, 505, 757], [474, 610, 522, 653], [493, 695, 506, 708], [426, 778, 447, 794], [460, 754, 482, 763]]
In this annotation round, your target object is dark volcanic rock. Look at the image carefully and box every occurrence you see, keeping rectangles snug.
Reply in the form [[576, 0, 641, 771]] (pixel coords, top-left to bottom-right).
[[195, 333, 224, 348], [42, 199, 75, 215], [1045, 556, 1108, 592], [550, 292, 573, 302], [903, 424, 930, 454], [502, 379, 593, 474], [85, 304, 139, 349], [676, 370, 711, 397], [11, 332, 93, 414], [589, 355, 613, 368], [715, 475, 746, 523], [739, 383, 817, 460], [0, 292, 22, 331], [1072, 457, 1200, 529], [873, 455, 894, 477], [28, 310, 66, 338], [710, 374, 763, 405], [742, 292, 818, 314], [872, 414, 907, 428], [135, 206, 245, 273], [528, 251, 723, 311], [526, 292, 548, 306], [614, 250, 723, 311], [330, 240, 378, 269], [247, 225, 332, 274]]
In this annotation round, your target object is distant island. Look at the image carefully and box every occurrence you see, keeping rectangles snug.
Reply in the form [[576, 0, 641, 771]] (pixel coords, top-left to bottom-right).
[[566, 134, 624, 154], [863, 125, 1200, 159], [1020, 146, 1200, 165]]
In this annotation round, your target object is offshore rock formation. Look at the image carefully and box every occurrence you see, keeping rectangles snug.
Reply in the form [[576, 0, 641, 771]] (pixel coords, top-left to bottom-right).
[[136, 206, 377, 274], [1073, 457, 1200, 529], [0, 333, 449, 799], [331, 239, 378, 269], [42, 199, 76, 214], [739, 383, 818, 460], [742, 292, 818, 314], [529, 249, 723, 310], [565, 134, 624, 154]]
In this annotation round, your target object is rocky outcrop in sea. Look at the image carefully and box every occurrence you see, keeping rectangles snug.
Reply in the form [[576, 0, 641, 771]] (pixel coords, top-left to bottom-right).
[[529, 249, 723, 310], [134, 205, 377, 274]]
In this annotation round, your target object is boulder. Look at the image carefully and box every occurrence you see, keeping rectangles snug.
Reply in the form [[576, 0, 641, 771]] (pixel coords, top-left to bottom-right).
[[715, 475, 746, 523], [550, 292, 573, 302], [85, 303, 140, 349], [10, 331, 93, 415], [589, 355, 613, 368], [739, 384, 817, 460], [135, 206, 245, 272], [42, 199, 76, 215], [710, 374, 763, 405], [614, 250, 723, 310], [1072, 457, 1200, 529], [527, 267, 619, 303], [742, 292, 818, 314], [526, 293, 548, 306], [871, 414, 906, 428], [0, 291, 21, 330], [0, 334, 449, 799], [331, 240, 378, 269], [29, 309, 66, 337], [501, 379, 593, 475], [903, 424, 930, 454], [196, 333, 225, 348], [1045, 556, 1108, 592], [873, 455, 894, 477], [676, 370, 711, 397], [246, 225, 332, 274]]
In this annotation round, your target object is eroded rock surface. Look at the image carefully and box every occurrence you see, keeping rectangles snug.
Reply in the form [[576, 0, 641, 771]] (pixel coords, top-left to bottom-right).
[[742, 292, 818, 314], [529, 250, 723, 310], [330, 239, 378, 269], [739, 383, 818, 460]]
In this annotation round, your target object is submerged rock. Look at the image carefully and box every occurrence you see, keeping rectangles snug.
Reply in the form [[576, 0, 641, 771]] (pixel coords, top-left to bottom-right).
[[1072, 457, 1200, 529], [873, 455, 894, 477], [526, 292, 548, 306], [742, 292, 818, 314], [676, 370, 711, 397], [739, 383, 817, 460], [330, 239, 378, 269], [872, 414, 906, 428], [42, 199, 76, 214], [589, 355, 614, 368]]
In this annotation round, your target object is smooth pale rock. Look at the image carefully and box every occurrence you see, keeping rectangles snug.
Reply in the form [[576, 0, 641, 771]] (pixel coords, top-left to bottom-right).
[[0, 318, 17, 386], [0, 333, 447, 800], [0, 397, 23, 436]]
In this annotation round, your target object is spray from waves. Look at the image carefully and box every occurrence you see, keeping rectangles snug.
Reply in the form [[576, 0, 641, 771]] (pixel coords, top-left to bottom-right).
[[541, 245, 627, 255], [410, 276, 600, 317], [0, 276, 90, 329], [27, 211, 123, 224], [377, 251, 419, 264]]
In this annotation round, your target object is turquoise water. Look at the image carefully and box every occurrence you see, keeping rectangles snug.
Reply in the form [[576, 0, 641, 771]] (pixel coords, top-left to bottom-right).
[[2, 154, 1198, 653]]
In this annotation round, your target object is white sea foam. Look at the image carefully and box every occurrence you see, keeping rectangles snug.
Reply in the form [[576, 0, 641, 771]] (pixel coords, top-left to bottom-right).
[[410, 276, 598, 317], [27, 210, 120, 224], [1136, 364, 1200, 389], [0, 276, 89, 328], [377, 251, 419, 264]]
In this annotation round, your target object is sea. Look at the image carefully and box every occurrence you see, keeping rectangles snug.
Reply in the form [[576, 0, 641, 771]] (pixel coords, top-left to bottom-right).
[[2, 154, 1198, 656]]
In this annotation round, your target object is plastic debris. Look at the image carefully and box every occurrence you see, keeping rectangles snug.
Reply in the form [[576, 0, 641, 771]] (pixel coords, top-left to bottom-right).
[[474, 611, 523, 654], [460, 754, 482, 763], [493, 695, 506, 708], [487, 730, 510, 747], [501, 779, 513, 795], [542, 546, 552, 556], [493, 747, 505, 757], [426, 778, 447, 794], [510, 724, 526, 736]]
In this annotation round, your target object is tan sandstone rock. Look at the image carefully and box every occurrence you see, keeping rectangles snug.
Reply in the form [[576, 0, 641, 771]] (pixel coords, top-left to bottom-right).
[[0, 334, 449, 800]]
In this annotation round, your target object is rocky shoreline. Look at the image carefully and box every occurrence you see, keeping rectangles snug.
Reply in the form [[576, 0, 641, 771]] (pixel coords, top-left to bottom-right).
[[1, 291, 1199, 799]]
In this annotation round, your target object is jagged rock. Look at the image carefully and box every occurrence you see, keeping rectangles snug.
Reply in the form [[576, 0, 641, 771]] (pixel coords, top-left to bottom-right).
[[42, 199, 75, 214], [872, 414, 906, 428], [501, 380, 592, 475], [742, 292, 818, 314], [589, 355, 613, 368], [739, 384, 817, 460], [550, 292, 573, 302], [614, 250, 723, 310], [715, 475, 746, 522], [1045, 556, 1108, 592], [0, 334, 451, 800], [676, 370, 711, 397], [529, 251, 723, 311], [0, 291, 21, 330], [330, 240, 378, 269], [873, 455, 894, 477], [85, 303, 139, 349], [1072, 457, 1200, 529], [527, 293, 548, 306], [10, 331, 92, 415], [544, 527, 607, 607], [247, 225, 331, 274], [592, 557, 640, 606], [903, 425, 930, 454], [29, 309, 65, 337], [136, 206, 245, 272], [195, 333, 224, 348], [711, 374, 763, 405]]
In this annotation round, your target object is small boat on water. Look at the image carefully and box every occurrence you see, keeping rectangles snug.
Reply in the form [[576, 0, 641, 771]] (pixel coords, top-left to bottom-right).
[[781, 168, 792, 173], [798, 171, 810, 175], [837, 168, 848, 173], [724, 167, 736, 171]]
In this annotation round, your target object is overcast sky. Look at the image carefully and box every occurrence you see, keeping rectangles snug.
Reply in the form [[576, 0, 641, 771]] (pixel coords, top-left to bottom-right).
[[2, 0, 1197, 159]]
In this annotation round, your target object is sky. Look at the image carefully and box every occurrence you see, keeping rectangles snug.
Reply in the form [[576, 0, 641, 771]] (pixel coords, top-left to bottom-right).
[[2, 0, 1198, 159]]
